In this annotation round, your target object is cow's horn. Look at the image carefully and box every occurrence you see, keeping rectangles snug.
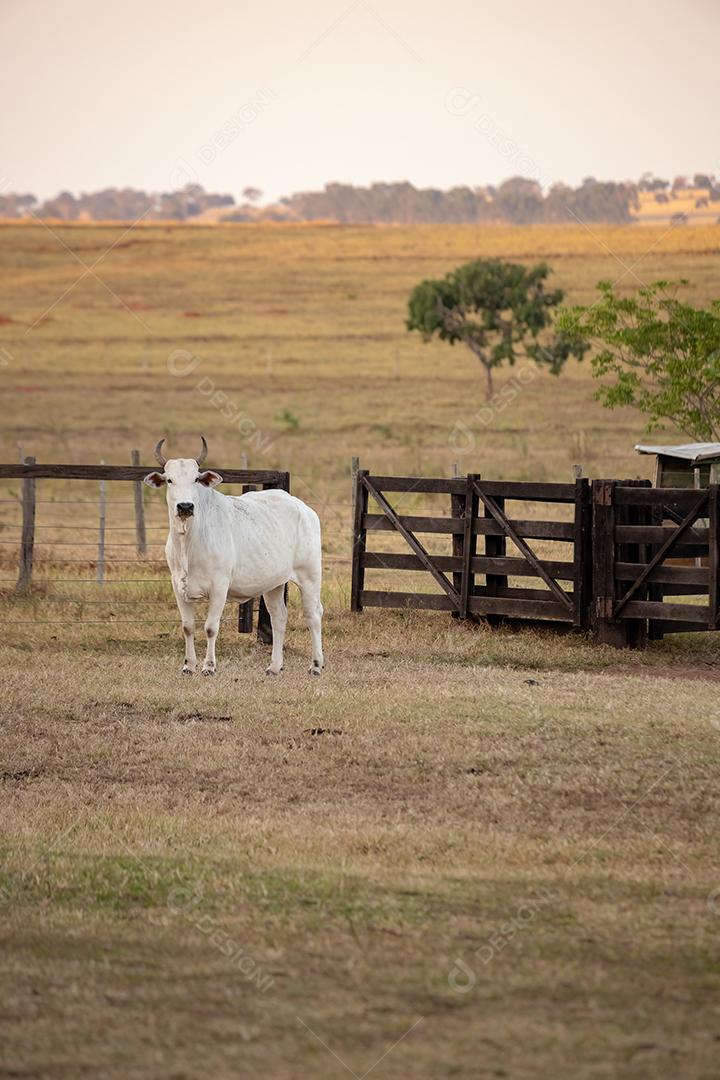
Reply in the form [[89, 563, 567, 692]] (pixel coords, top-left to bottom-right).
[[196, 435, 208, 466], [154, 438, 167, 467]]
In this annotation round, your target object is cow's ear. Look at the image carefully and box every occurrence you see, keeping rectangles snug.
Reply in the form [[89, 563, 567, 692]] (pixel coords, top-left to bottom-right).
[[143, 471, 166, 488], [197, 470, 223, 488]]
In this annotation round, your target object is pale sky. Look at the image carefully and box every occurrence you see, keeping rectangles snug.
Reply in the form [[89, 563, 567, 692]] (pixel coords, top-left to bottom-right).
[[1, 0, 717, 203]]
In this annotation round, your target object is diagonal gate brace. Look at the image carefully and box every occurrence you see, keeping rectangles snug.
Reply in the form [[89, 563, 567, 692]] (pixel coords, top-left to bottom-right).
[[363, 476, 461, 609], [471, 479, 574, 612], [613, 490, 709, 618]]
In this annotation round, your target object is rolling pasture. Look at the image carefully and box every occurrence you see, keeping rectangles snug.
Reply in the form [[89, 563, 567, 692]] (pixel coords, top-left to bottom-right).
[[1, 223, 719, 1078]]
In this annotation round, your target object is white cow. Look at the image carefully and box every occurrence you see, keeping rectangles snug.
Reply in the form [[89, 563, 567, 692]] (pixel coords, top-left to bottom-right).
[[144, 437, 323, 677]]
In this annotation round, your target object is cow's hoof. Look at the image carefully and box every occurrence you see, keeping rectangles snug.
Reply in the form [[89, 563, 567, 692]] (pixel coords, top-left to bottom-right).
[[201, 666, 216, 677], [309, 663, 323, 677], [265, 666, 283, 676], [181, 667, 194, 676]]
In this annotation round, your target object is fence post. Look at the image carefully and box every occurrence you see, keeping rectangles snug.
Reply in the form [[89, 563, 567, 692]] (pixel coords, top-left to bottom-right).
[[573, 477, 592, 628], [350, 456, 359, 550], [450, 470, 465, 618], [131, 449, 147, 556], [484, 485, 507, 627], [709, 483, 719, 630], [15, 455, 36, 593], [350, 468, 369, 612], [238, 472, 255, 634], [459, 473, 479, 619], [254, 471, 290, 644], [622, 479, 650, 648], [97, 462, 107, 585], [592, 479, 629, 646]]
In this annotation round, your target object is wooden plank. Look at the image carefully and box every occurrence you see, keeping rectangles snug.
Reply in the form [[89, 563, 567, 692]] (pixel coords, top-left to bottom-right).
[[475, 518, 575, 540], [709, 484, 719, 630], [15, 455, 36, 593], [464, 480, 576, 502], [646, 620, 715, 636], [473, 555, 574, 579], [350, 470, 369, 612], [473, 585, 576, 602], [620, 600, 709, 623], [615, 562, 709, 586], [0, 463, 288, 484], [472, 480, 574, 611], [360, 590, 455, 611], [364, 514, 464, 535], [363, 477, 461, 607], [616, 524, 709, 544], [360, 590, 576, 620], [365, 475, 465, 494], [650, 583, 710, 596], [363, 552, 461, 571], [363, 476, 577, 500], [361, 552, 576, 578], [614, 486, 706, 509], [613, 491, 709, 616], [468, 596, 573, 621], [364, 515, 575, 540]]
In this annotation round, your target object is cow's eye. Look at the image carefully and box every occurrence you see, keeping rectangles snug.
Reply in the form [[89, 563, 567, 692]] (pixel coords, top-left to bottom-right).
[[167, 478, 173, 484]]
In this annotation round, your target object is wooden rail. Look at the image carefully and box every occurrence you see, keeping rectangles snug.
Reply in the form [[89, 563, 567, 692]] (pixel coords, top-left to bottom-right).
[[0, 462, 289, 485]]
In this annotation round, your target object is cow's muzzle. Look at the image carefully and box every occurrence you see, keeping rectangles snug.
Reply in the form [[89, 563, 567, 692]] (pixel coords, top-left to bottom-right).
[[176, 502, 194, 518]]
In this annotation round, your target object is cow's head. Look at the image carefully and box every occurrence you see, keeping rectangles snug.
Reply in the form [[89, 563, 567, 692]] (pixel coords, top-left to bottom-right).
[[144, 436, 222, 525]]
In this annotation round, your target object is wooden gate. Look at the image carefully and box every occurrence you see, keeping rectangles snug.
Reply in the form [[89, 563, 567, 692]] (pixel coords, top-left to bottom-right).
[[592, 480, 720, 645], [350, 472, 592, 628]]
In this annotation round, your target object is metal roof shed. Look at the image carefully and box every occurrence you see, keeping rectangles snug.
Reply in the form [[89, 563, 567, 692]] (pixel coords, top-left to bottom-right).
[[635, 443, 720, 487]]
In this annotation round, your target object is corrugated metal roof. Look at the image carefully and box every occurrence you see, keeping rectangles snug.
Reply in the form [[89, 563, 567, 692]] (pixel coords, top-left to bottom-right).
[[635, 442, 720, 464]]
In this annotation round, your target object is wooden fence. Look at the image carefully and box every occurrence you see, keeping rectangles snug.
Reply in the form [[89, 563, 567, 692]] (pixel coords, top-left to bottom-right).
[[350, 471, 720, 647], [0, 456, 290, 641]]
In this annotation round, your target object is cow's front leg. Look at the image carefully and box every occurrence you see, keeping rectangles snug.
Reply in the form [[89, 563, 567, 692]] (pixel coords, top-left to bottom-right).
[[202, 584, 228, 676], [173, 584, 197, 675]]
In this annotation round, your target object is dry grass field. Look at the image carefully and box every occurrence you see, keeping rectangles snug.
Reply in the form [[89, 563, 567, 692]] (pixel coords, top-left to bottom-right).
[[1, 222, 720, 1079]]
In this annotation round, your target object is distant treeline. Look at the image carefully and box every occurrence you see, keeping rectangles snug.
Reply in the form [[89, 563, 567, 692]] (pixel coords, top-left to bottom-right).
[[0, 184, 234, 222], [272, 177, 638, 224], [1, 173, 718, 224]]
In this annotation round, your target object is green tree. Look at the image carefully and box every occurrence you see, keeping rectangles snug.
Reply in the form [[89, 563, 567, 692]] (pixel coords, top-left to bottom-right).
[[558, 280, 720, 440], [406, 258, 584, 400]]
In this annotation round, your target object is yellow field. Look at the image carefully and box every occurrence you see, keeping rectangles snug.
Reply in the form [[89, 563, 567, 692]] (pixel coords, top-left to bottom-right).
[[1, 223, 720, 1079]]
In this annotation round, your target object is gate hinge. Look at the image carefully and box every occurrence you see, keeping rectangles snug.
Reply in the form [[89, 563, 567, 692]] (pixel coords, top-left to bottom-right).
[[595, 596, 614, 619]]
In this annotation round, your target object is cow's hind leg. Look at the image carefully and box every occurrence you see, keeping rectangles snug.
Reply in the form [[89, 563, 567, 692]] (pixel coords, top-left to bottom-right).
[[296, 570, 324, 676], [263, 584, 287, 676], [173, 586, 197, 675], [201, 584, 228, 676]]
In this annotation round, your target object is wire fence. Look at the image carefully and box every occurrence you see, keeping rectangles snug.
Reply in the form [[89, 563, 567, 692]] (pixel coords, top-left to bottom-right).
[[0, 456, 351, 632]]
